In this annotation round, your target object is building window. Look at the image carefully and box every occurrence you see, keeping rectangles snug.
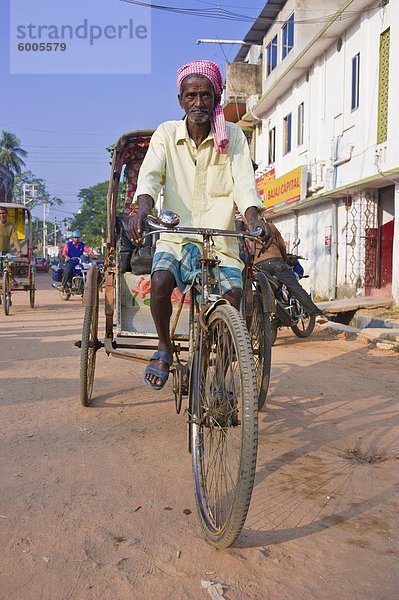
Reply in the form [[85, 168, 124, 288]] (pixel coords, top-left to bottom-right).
[[297, 102, 304, 146], [377, 28, 390, 144], [351, 53, 360, 111], [282, 13, 294, 59], [283, 113, 292, 155], [268, 126, 276, 164], [266, 35, 278, 76]]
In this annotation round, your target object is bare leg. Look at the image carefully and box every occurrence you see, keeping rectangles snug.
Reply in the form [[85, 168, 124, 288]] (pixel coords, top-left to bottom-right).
[[146, 270, 175, 388]]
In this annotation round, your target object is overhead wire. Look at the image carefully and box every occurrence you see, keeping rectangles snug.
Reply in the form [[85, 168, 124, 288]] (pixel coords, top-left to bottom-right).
[[0, 123, 112, 136], [119, 0, 380, 25]]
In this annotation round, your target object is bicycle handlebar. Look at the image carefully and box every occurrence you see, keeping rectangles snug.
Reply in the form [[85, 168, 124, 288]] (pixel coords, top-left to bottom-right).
[[143, 217, 265, 243], [286, 253, 307, 261]]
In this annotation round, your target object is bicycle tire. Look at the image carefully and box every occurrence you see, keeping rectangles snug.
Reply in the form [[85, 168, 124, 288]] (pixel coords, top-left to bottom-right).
[[291, 312, 315, 338], [190, 304, 258, 548], [250, 291, 272, 410], [29, 272, 35, 308], [80, 303, 99, 407], [2, 271, 11, 316], [270, 321, 278, 346]]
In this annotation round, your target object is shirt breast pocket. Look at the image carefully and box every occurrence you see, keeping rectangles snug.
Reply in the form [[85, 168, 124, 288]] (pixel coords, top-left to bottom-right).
[[206, 164, 233, 198]]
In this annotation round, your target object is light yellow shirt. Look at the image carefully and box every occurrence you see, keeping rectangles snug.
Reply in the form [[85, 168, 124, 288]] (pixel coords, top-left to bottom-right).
[[135, 119, 264, 269]]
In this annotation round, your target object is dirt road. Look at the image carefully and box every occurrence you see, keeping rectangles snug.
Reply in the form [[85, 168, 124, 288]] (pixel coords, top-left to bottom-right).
[[1, 274, 398, 599]]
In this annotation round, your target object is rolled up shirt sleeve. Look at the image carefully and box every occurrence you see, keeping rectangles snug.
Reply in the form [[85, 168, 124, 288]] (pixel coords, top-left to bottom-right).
[[135, 125, 166, 202], [230, 127, 264, 217]]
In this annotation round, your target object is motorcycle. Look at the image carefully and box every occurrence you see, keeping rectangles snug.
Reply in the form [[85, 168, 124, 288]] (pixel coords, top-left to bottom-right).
[[262, 239, 316, 345], [51, 254, 93, 300]]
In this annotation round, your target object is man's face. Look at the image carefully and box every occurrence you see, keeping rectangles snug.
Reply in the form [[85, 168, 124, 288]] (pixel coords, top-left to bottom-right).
[[72, 236, 79, 243], [178, 76, 215, 125], [0, 209, 7, 224]]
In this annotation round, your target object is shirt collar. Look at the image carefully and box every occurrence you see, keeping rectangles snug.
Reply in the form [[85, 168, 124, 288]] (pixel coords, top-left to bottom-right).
[[175, 118, 213, 146]]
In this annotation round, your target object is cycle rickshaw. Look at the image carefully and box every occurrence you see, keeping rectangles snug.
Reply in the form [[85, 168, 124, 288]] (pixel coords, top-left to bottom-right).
[[77, 130, 274, 548], [0, 202, 35, 315]]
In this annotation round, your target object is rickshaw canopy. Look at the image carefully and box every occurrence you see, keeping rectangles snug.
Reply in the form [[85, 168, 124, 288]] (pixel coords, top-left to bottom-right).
[[106, 130, 154, 247], [0, 202, 33, 241]]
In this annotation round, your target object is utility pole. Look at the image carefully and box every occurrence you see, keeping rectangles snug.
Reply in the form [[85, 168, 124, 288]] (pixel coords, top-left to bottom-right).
[[42, 201, 49, 257], [54, 218, 58, 246]]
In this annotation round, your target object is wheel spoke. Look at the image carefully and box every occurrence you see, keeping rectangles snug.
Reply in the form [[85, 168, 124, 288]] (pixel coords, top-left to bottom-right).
[[192, 305, 257, 544]]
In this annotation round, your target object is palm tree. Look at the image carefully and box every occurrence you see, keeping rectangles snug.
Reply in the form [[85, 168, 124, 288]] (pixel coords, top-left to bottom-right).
[[0, 131, 27, 174]]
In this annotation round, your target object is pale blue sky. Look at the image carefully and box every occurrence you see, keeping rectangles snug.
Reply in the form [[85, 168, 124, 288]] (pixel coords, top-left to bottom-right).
[[0, 0, 260, 224]]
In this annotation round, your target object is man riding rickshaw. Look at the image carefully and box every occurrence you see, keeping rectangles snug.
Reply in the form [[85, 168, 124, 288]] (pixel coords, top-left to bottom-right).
[[0, 202, 35, 313]]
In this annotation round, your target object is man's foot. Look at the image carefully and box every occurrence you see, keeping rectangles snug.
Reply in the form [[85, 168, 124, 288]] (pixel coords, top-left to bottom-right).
[[144, 349, 173, 390], [315, 312, 329, 324]]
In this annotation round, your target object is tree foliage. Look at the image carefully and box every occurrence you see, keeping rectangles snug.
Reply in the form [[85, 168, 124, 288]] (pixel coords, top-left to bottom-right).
[[71, 181, 108, 248], [0, 131, 27, 174]]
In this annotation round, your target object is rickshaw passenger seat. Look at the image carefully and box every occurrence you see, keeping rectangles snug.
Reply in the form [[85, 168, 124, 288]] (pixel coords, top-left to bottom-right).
[[116, 215, 136, 273], [116, 214, 159, 275]]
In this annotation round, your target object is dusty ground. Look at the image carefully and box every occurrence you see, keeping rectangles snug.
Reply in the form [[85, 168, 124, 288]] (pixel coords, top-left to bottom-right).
[[0, 273, 398, 600]]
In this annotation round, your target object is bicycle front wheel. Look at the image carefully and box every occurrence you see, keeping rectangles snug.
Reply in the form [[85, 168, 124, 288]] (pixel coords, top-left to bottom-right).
[[190, 304, 258, 548], [2, 271, 11, 316]]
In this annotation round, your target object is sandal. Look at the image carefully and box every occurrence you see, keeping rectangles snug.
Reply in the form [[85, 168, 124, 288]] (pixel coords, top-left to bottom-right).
[[144, 350, 173, 390]]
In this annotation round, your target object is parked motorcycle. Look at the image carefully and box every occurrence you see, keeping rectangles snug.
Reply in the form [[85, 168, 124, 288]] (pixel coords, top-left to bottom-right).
[[262, 239, 316, 345], [51, 254, 92, 300]]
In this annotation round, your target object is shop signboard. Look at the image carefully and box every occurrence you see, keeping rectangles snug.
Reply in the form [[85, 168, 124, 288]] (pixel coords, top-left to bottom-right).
[[256, 165, 307, 213]]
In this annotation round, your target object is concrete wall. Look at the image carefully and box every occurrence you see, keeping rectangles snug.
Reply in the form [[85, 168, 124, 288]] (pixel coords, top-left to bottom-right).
[[271, 190, 383, 300], [226, 62, 261, 100], [260, 0, 345, 93]]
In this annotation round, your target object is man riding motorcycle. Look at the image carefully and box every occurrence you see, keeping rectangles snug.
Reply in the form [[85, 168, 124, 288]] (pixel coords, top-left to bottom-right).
[[254, 219, 328, 324], [60, 231, 93, 290]]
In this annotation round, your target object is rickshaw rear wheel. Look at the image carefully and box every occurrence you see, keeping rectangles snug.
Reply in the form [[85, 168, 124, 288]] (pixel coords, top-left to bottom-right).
[[80, 303, 99, 406], [2, 271, 11, 316], [250, 291, 272, 411]]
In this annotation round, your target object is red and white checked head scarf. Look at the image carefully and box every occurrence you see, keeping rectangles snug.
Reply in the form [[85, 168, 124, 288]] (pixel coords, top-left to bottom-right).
[[176, 60, 228, 154]]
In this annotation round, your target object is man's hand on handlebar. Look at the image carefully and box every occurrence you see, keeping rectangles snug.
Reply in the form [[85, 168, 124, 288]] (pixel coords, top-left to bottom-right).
[[128, 194, 154, 244], [249, 219, 271, 240], [245, 208, 272, 249], [128, 210, 149, 244]]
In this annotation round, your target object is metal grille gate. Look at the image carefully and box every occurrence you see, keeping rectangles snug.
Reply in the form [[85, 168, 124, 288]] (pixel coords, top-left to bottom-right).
[[345, 192, 377, 295]]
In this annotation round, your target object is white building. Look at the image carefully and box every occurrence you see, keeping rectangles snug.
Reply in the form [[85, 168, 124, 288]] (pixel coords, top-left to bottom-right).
[[227, 0, 398, 304]]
